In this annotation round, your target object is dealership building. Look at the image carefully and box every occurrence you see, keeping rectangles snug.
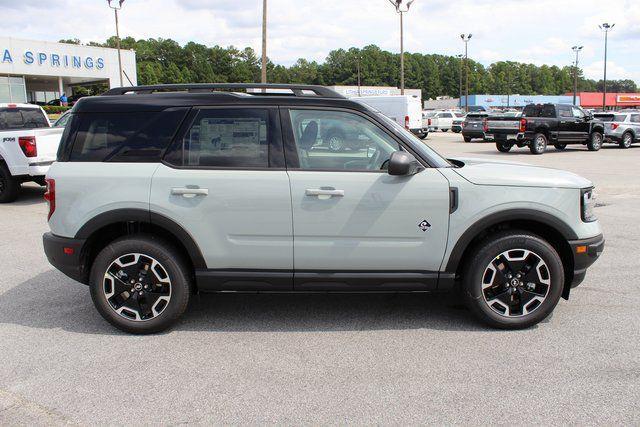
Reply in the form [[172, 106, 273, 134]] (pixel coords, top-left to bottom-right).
[[0, 37, 136, 104]]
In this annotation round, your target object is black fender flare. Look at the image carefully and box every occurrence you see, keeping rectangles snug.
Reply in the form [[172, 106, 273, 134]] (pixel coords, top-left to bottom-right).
[[444, 209, 578, 273], [75, 208, 207, 269]]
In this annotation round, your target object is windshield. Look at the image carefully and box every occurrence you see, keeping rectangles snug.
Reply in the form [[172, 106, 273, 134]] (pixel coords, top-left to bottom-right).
[[367, 108, 451, 168]]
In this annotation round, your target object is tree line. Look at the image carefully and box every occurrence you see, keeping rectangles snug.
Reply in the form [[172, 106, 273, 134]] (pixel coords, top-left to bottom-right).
[[60, 37, 638, 98]]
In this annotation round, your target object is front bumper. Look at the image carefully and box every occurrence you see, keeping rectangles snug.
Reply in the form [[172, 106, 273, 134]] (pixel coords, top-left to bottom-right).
[[43, 232, 88, 284], [568, 234, 605, 289]]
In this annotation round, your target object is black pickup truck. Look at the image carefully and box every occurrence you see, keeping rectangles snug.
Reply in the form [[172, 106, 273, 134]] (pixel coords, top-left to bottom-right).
[[491, 103, 605, 155]]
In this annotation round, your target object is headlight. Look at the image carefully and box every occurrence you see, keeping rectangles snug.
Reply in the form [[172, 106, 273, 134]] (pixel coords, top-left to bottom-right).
[[581, 188, 597, 222]]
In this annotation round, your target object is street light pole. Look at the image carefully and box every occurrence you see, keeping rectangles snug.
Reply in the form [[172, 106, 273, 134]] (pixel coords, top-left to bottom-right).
[[356, 55, 362, 96], [572, 45, 583, 106], [460, 34, 472, 112], [261, 0, 267, 84], [456, 54, 463, 106], [599, 23, 615, 110], [107, 0, 125, 87], [388, 0, 415, 95]]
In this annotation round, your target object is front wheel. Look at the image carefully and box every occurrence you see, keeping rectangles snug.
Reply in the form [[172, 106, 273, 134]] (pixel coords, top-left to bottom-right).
[[496, 141, 512, 153], [89, 235, 191, 334], [462, 231, 564, 329], [587, 131, 603, 151], [529, 133, 548, 155], [0, 163, 21, 203]]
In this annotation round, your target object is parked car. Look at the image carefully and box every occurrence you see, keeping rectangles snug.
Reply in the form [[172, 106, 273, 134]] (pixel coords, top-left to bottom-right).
[[0, 103, 64, 202], [495, 104, 605, 154], [422, 111, 437, 132], [595, 112, 640, 149], [43, 83, 604, 334], [452, 113, 466, 133], [430, 110, 463, 132], [461, 112, 490, 142], [353, 95, 427, 139]]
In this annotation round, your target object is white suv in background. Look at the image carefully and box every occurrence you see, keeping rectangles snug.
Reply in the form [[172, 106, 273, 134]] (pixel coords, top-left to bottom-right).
[[43, 84, 604, 334]]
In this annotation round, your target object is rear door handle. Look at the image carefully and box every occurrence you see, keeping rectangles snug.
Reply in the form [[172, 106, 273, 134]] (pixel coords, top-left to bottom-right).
[[171, 187, 209, 197], [305, 188, 345, 197]]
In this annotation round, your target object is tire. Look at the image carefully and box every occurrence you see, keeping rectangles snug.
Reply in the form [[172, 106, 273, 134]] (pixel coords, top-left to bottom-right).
[[555, 143, 567, 150], [453, 129, 461, 134], [620, 132, 633, 149], [462, 231, 564, 329], [89, 234, 191, 334], [326, 132, 346, 152], [419, 133, 429, 140], [529, 133, 548, 155], [0, 162, 20, 203], [496, 141, 512, 153], [463, 136, 472, 143], [442, 129, 449, 133], [587, 131, 603, 151]]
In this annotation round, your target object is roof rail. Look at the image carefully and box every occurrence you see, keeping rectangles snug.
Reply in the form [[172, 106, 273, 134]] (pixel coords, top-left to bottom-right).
[[103, 83, 344, 99]]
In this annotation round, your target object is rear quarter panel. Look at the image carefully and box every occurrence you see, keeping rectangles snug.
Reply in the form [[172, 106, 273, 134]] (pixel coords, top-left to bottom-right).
[[47, 162, 160, 238]]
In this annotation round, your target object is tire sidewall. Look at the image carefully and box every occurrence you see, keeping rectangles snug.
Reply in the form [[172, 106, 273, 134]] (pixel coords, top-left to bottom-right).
[[463, 233, 564, 329], [621, 132, 633, 148], [589, 132, 603, 151], [327, 132, 345, 152], [89, 235, 190, 334], [530, 133, 547, 154], [0, 163, 20, 203], [496, 141, 512, 153]]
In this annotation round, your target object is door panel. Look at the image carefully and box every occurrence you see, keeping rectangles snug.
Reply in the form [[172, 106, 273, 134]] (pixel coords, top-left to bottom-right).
[[288, 169, 450, 282], [151, 106, 293, 290]]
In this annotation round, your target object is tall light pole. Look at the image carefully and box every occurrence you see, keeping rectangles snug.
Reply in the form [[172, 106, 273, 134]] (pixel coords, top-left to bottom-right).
[[107, 0, 125, 87], [461, 34, 472, 112], [356, 55, 362, 96], [599, 23, 615, 110], [572, 45, 583, 106], [261, 0, 267, 84], [388, 0, 415, 95], [456, 54, 463, 106]]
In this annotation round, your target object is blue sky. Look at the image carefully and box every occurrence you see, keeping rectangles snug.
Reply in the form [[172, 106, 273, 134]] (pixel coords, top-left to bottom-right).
[[2, 0, 638, 82]]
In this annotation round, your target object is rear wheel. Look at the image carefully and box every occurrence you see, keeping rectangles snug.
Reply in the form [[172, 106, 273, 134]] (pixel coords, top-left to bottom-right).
[[555, 143, 567, 150], [462, 231, 564, 329], [463, 136, 472, 143], [587, 131, 603, 151], [0, 163, 20, 203], [529, 133, 548, 155], [496, 141, 512, 153], [419, 133, 429, 140], [89, 235, 191, 334], [620, 132, 633, 149], [442, 129, 449, 132]]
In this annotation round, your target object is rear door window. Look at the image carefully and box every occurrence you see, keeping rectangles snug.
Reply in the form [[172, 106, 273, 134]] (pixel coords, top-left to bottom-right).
[[164, 108, 280, 169], [0, 107, 49, 130]]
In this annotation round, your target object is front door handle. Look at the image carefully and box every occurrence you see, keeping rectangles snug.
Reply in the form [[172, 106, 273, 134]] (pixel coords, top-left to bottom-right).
[[305, 188, 345, 197], [171, 187, 209, 198]]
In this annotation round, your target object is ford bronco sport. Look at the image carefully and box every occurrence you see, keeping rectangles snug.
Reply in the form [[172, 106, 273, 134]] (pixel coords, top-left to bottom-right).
[[42, 84, 604, 334]]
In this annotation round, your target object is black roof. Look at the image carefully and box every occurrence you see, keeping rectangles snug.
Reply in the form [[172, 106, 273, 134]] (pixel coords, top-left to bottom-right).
[[74, 83, 365, 113]]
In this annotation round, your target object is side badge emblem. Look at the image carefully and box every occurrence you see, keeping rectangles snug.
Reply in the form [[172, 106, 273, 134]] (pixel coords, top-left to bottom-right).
[[418, 220, 431, 232]]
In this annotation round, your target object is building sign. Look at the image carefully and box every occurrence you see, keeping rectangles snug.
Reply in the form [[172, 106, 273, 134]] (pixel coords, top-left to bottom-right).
[[1, 47, 104, 70], [617, 95, 640, 104]]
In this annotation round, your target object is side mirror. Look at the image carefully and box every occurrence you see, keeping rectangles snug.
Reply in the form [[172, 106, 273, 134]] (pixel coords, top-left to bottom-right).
[[388, 151, 423, 176]]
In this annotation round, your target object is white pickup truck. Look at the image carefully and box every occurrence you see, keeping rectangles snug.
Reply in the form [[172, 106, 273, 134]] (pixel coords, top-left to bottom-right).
[[0, 103, 63, 202]]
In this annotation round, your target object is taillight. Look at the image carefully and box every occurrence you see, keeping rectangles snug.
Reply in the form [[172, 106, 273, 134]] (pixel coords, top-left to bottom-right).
[[18, 136, 37, 158], [44, 178, 55, 221], [405, 115, 410, 130], [428, 118, 432, 126], [519, 118, 527, 133], [483, 119, 489, 132], [611, 123, 619, 130], [462, 121, 467, 127]]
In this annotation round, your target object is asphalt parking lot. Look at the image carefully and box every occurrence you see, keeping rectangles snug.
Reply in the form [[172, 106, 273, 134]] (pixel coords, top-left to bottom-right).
[[1, 132, 639, 425]]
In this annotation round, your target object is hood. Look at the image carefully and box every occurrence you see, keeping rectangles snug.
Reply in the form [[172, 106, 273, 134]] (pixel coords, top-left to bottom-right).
[[451, 157, 593, 189]]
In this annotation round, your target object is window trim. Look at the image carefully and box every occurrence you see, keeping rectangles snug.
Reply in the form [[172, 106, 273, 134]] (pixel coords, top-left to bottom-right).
[[162, 105, 286, 171], [279, 106, 432, 172]]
